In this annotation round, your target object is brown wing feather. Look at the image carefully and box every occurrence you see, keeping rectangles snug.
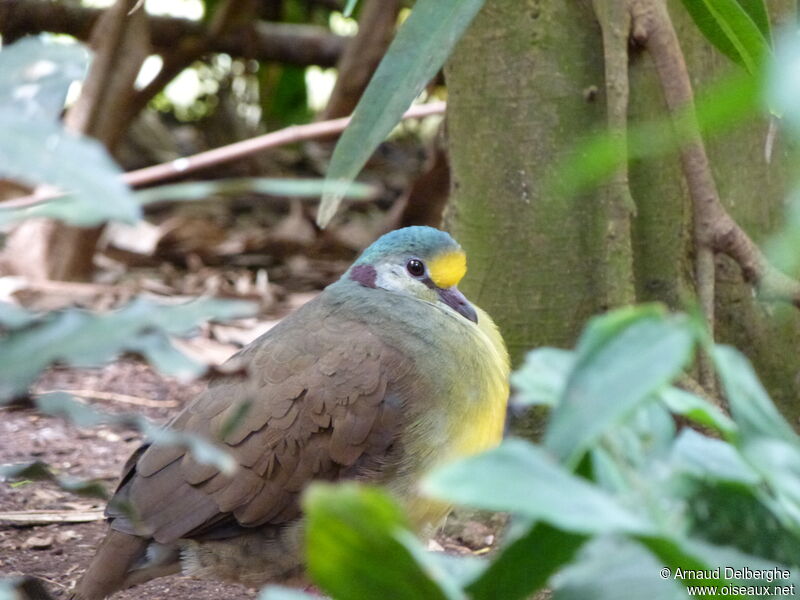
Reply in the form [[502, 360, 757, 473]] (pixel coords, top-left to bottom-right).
[[109, 295, 409, 544]]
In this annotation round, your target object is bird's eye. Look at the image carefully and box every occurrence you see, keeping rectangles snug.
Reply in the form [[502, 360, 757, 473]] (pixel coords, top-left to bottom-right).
[[406, 259, 425, 277]]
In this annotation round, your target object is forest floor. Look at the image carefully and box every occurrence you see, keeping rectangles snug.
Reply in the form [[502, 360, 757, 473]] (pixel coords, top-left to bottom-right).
[[0, 312, 495, 599]]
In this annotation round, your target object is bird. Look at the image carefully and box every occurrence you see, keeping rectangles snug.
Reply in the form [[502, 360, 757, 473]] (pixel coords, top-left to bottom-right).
[[72, 226, 509, 599]]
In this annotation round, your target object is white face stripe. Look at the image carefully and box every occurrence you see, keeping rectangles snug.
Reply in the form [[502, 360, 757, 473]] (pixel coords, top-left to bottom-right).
[[374, 260, 439, 304], [375, 262, 417, 292]]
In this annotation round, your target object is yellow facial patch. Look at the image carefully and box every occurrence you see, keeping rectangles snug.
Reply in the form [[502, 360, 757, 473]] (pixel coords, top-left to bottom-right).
[[428, 251, 466, 289]]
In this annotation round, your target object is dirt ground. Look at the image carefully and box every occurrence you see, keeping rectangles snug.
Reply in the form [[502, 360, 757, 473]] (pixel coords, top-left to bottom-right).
[[0, 358, 492, 599], [0, 360, 265, 599]]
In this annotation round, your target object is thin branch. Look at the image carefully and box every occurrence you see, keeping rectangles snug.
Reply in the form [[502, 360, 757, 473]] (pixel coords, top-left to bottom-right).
[[126, 101, 446, 186], [0, 0, 345, 67], [593, 0, 637, 309], [1, 101, 446, 210], [122, 0, 253, 126], [630, 0, 800, 392], [630, 0, 714, 391], [631, 0, 800, 311], [631, 0, 718, 357]]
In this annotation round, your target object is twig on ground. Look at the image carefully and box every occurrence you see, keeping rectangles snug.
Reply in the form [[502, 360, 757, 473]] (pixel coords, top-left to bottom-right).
[[0, 509, 105, 525], [38, 389, 178, 409]]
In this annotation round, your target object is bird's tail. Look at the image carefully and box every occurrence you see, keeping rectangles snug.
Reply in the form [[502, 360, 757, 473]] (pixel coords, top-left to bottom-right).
[[71, 528, 148, 600]]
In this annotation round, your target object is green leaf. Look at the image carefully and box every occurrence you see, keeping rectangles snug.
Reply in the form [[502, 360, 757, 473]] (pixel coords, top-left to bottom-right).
[[135, 177, 377, 206], [510, 348, 574, 408], [712, 345, 798, 443], [0, 576, 54, 600], [544, 308, 695, 466], [0, 297, 256, 400], [318, 0, 484, 226], [0, 37, 89, 120], [0, 302, 39, 329], [671, 538, 800, 593], [467, 522, 586, 600], [34, 392, 238, 475], [670, 429, 760, 485], [738, 0, 771, 41], [552, 537, 687, 600], [424, 553, 487, 589], [0, 460, 108, 500], [0, 109, 140, 226], [637, 536, 739, 595], [658, 387, 737, 438], [304, 483, 457, 600], [678, 0, 771, 74], [573, 304, 665, 358], [683, 479, 800, 565], [423, 438, 652, 535], [258, 588, 320, 600], [742, 437, 800, 514], [764, 188, 800, 275], [553, 70, 760, 198]]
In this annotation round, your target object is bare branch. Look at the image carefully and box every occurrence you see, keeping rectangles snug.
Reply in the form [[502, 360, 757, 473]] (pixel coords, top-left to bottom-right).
[[0, 0, 346, 67], [1, 102, 447, 209], [630, 0, 800, 351], [122, 0, 256, 126], [125, 101, 446, 187]]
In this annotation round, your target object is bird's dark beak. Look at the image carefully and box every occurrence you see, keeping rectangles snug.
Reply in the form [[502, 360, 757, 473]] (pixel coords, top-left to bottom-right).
[[438, 286, 478, 323]]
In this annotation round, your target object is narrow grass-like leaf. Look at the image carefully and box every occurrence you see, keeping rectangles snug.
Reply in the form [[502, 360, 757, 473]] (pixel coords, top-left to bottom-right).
[[318, 0, 485, 226], [342, 0, 359, 18], [679, 0, 771, 73]]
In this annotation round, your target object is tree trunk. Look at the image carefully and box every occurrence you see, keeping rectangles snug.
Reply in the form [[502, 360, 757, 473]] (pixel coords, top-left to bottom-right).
[[445, 0, 800, 424]]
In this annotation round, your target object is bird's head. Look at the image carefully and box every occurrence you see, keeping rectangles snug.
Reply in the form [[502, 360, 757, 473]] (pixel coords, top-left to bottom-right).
[[346, 226, 478, 323]]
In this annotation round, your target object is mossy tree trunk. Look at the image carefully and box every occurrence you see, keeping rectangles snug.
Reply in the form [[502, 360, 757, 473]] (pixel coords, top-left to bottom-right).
[[445, 0, 800, 425]]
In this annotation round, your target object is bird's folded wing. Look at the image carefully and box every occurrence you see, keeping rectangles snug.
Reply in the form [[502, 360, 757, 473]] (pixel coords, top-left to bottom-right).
[[108, 299, 412, 544]]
